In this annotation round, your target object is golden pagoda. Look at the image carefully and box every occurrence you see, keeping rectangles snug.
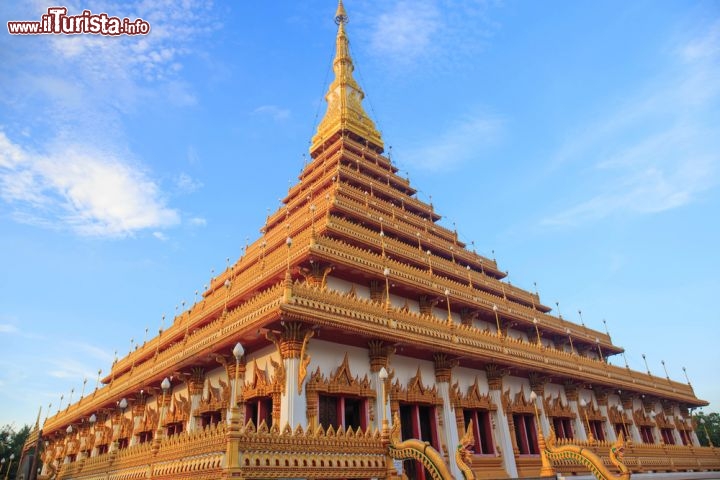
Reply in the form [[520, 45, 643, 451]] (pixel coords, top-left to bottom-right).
[[29, 2, 719, 480]]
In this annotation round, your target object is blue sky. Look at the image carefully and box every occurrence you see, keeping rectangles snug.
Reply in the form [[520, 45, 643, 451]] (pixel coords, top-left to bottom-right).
[[1, 0, 718, 427]]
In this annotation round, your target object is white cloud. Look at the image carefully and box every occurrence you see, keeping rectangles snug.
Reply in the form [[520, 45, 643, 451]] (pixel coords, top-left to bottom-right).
[[0, 324, 19, 334], [0, 1, 218, 237], [153, 231, 169, 241], [370, 1, 440, 65], [363, 0, 500, 71], [176, 172, 203, 193], [542, 23, 720, 227], [0, 132, 180, 237], [253, 105, 291, 122], [401, 113, 504, 172], [680, 19, 720, 61], [189, 217, 207, 227]]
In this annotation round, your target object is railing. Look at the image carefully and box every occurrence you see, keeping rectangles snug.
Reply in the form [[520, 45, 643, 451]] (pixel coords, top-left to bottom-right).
[[544, 438, 720, 475], [336, 181, 458, 245], [54, 423, 226, 480], [307, 233, 615, 351], [326, 214, 538, 307], [110, 224, 322, 380], [284, 282, 699, 404], [43, 283, 286, 434], [231, 422, 387, 479]]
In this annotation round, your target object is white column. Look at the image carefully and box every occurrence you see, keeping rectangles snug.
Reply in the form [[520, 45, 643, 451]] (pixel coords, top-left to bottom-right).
[[568, 399, 588, 441], [371, 371, 390, 431], [668, 415, 684, 445], [187, 391, 201, 432], [533, 395, 551, 437], [488, 388, 518, 478], [599, 405, 617, 442], [280, 356, 307, 429], [623, 405, 642, 443], [437, 381, 461, 479]]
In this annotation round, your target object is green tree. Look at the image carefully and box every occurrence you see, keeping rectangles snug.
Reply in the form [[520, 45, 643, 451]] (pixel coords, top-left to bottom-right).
[[695, 411, 720, 447], [0, 424, 30, 479]]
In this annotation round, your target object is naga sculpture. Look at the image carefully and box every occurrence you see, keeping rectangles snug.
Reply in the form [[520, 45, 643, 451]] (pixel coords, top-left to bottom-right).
[[542, 429, 631, 480], [455, 420, 477, 480], [386, 412, 455, 480]]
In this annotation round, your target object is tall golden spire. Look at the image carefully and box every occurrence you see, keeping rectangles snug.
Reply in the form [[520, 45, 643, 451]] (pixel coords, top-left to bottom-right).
[[310, 0, 384, 155]]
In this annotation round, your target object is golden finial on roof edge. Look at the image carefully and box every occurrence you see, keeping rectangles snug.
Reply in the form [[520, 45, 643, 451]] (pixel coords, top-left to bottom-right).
[[311, 1, 384, 155]]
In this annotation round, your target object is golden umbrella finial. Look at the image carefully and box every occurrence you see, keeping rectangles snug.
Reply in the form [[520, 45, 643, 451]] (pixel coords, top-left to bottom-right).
[[335, 0, 348, 24]]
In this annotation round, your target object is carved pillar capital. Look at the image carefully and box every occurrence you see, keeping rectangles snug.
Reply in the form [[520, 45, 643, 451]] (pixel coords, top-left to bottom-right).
[[662, 401, 677, 416], [459, 308, 477, 326], [642, 397, 656, 413], [368, 340, 395, 373], [299, 261, 334, 288], [419, 295, 438, 316], [268, 322, 312, 359], [594, 388, 610, 406], [188, 368, 206, 396], [564, 381, 580, 402], [485, 364, 509, 391], [433, 353, 458, 383], [620, 393, 634, 410], [225, 362, 246, 381], [528, 372, 550, 396]]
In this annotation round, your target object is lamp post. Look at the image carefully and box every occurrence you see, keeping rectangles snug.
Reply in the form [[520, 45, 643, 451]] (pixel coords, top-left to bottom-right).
[[566, 328, 575, 354], [155, 377, 171, 445], [530, 391, 555, 477], [444, 289, 452, 322], [492, 305, 502, 337], [580, 399, 595, 443], [383, 267, 391, 308], [4, 454, 14, 480], [223, 279, 231, 314], [286, 236, 293, 271], [232, 342, 244, 410]]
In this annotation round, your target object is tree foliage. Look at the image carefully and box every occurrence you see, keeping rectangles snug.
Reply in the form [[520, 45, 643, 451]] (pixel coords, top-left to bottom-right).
[[0, 424, 30, 479], [695, 411, 720, 447]]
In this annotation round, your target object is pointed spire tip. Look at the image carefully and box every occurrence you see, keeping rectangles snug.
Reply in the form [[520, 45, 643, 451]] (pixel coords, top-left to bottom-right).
[[335, 0, 348, 25]]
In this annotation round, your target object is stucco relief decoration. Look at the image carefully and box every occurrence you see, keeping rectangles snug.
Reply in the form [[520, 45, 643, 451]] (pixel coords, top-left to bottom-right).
[[543, 395, 576, 419], [391, 367, 441, 406], [502, 390, 535, 414], [451, 377, 496, 411]]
